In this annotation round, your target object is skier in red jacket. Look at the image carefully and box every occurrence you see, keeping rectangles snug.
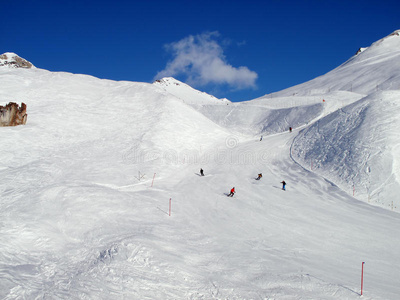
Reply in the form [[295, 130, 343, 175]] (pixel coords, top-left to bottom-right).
[[228, 187, 235, 197]]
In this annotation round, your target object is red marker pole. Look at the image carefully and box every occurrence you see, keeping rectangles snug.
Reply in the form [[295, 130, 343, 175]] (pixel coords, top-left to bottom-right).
[[361, 262, 365, 296], [169, 198, 172, 216], [151, 173, 156, 187]]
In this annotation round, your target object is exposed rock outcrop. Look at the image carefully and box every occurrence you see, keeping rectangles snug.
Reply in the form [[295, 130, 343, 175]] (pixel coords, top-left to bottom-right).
[[0, 102, 28, 126], [0, 52, 34, 68]]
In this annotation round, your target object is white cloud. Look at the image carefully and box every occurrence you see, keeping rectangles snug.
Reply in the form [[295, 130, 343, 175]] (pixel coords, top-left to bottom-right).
[[155, 32, 257, 89]]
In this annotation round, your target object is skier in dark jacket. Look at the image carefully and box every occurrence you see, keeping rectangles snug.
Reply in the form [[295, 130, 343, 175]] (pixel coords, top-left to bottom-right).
[[281, 181, 286, 190], [200, 168, 204, 176], [256, 173, 262, 180], [228, 187, 235, 197]]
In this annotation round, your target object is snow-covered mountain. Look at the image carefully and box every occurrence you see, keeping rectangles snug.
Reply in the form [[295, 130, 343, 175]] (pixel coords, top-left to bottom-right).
[[154, 30, 400, 209], [280, 30, 400, 210], [1, 30, 400, 299], [258, 30, 400, 97]]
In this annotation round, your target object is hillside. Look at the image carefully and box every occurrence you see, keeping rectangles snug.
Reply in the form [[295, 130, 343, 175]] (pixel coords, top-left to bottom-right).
[[292, 90, 400, 210], [184, 30, 400, 210]]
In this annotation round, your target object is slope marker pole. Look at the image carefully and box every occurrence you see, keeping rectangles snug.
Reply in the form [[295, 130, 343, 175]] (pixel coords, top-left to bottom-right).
[[361, 262, 365, 296], [151, 173, 156, 187], [169, 198, 172, 216]]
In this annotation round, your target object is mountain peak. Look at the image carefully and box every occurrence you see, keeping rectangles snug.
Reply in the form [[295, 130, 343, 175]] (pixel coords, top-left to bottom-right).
[[386, 29, 400, 38], [153, 77, 184, 86], [370, 29, 400, 47], [259, 30, 400, 98], [0, 52, 35, 69], [153, 77, 230, 105]]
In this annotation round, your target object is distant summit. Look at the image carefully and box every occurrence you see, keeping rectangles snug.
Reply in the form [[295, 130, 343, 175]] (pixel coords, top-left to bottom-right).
[[153, 77, 230, 105], [357, 30, 400, 55], [0, 52, 35, 68], [258, 29, 400, 98], [377, 29, 400, 42]]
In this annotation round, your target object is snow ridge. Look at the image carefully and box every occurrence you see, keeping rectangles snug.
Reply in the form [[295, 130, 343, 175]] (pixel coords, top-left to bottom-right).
[[256, 30, 400, 98], [153, 77, 230, 105]]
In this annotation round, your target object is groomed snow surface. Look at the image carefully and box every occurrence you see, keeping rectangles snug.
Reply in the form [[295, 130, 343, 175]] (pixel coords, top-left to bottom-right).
[[1, 30, 400, 299], [1, 68, 399, 300]]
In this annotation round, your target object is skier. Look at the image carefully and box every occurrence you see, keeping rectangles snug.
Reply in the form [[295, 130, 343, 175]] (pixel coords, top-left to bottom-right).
[[228, 187, 235, 197], [289, 127, 292, 133], [260, 135, 263, 141], [280, 180, 286, 191], [256, 173, 262, 180], [200, 168, 204, 176]]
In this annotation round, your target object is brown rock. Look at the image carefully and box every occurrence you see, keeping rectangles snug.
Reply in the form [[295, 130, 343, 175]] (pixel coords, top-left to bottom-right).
[[0, 102, 28, 126], [0, 53, 34, 68]]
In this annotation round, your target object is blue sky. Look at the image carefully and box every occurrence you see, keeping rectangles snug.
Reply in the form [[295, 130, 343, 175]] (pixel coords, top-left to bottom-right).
[[3, 0, 399, 102]]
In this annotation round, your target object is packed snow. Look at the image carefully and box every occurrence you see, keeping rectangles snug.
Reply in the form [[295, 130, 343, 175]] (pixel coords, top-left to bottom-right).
[[1, 30, 400, 299]]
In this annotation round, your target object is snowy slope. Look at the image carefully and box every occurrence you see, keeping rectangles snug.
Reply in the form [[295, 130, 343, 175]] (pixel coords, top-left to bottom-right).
[[255, 30, 400, 98], [292, 90, 400, 210], [0, 68, 233, 182], [235, 30, 400, 210], [1, 29, 400, 300]]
